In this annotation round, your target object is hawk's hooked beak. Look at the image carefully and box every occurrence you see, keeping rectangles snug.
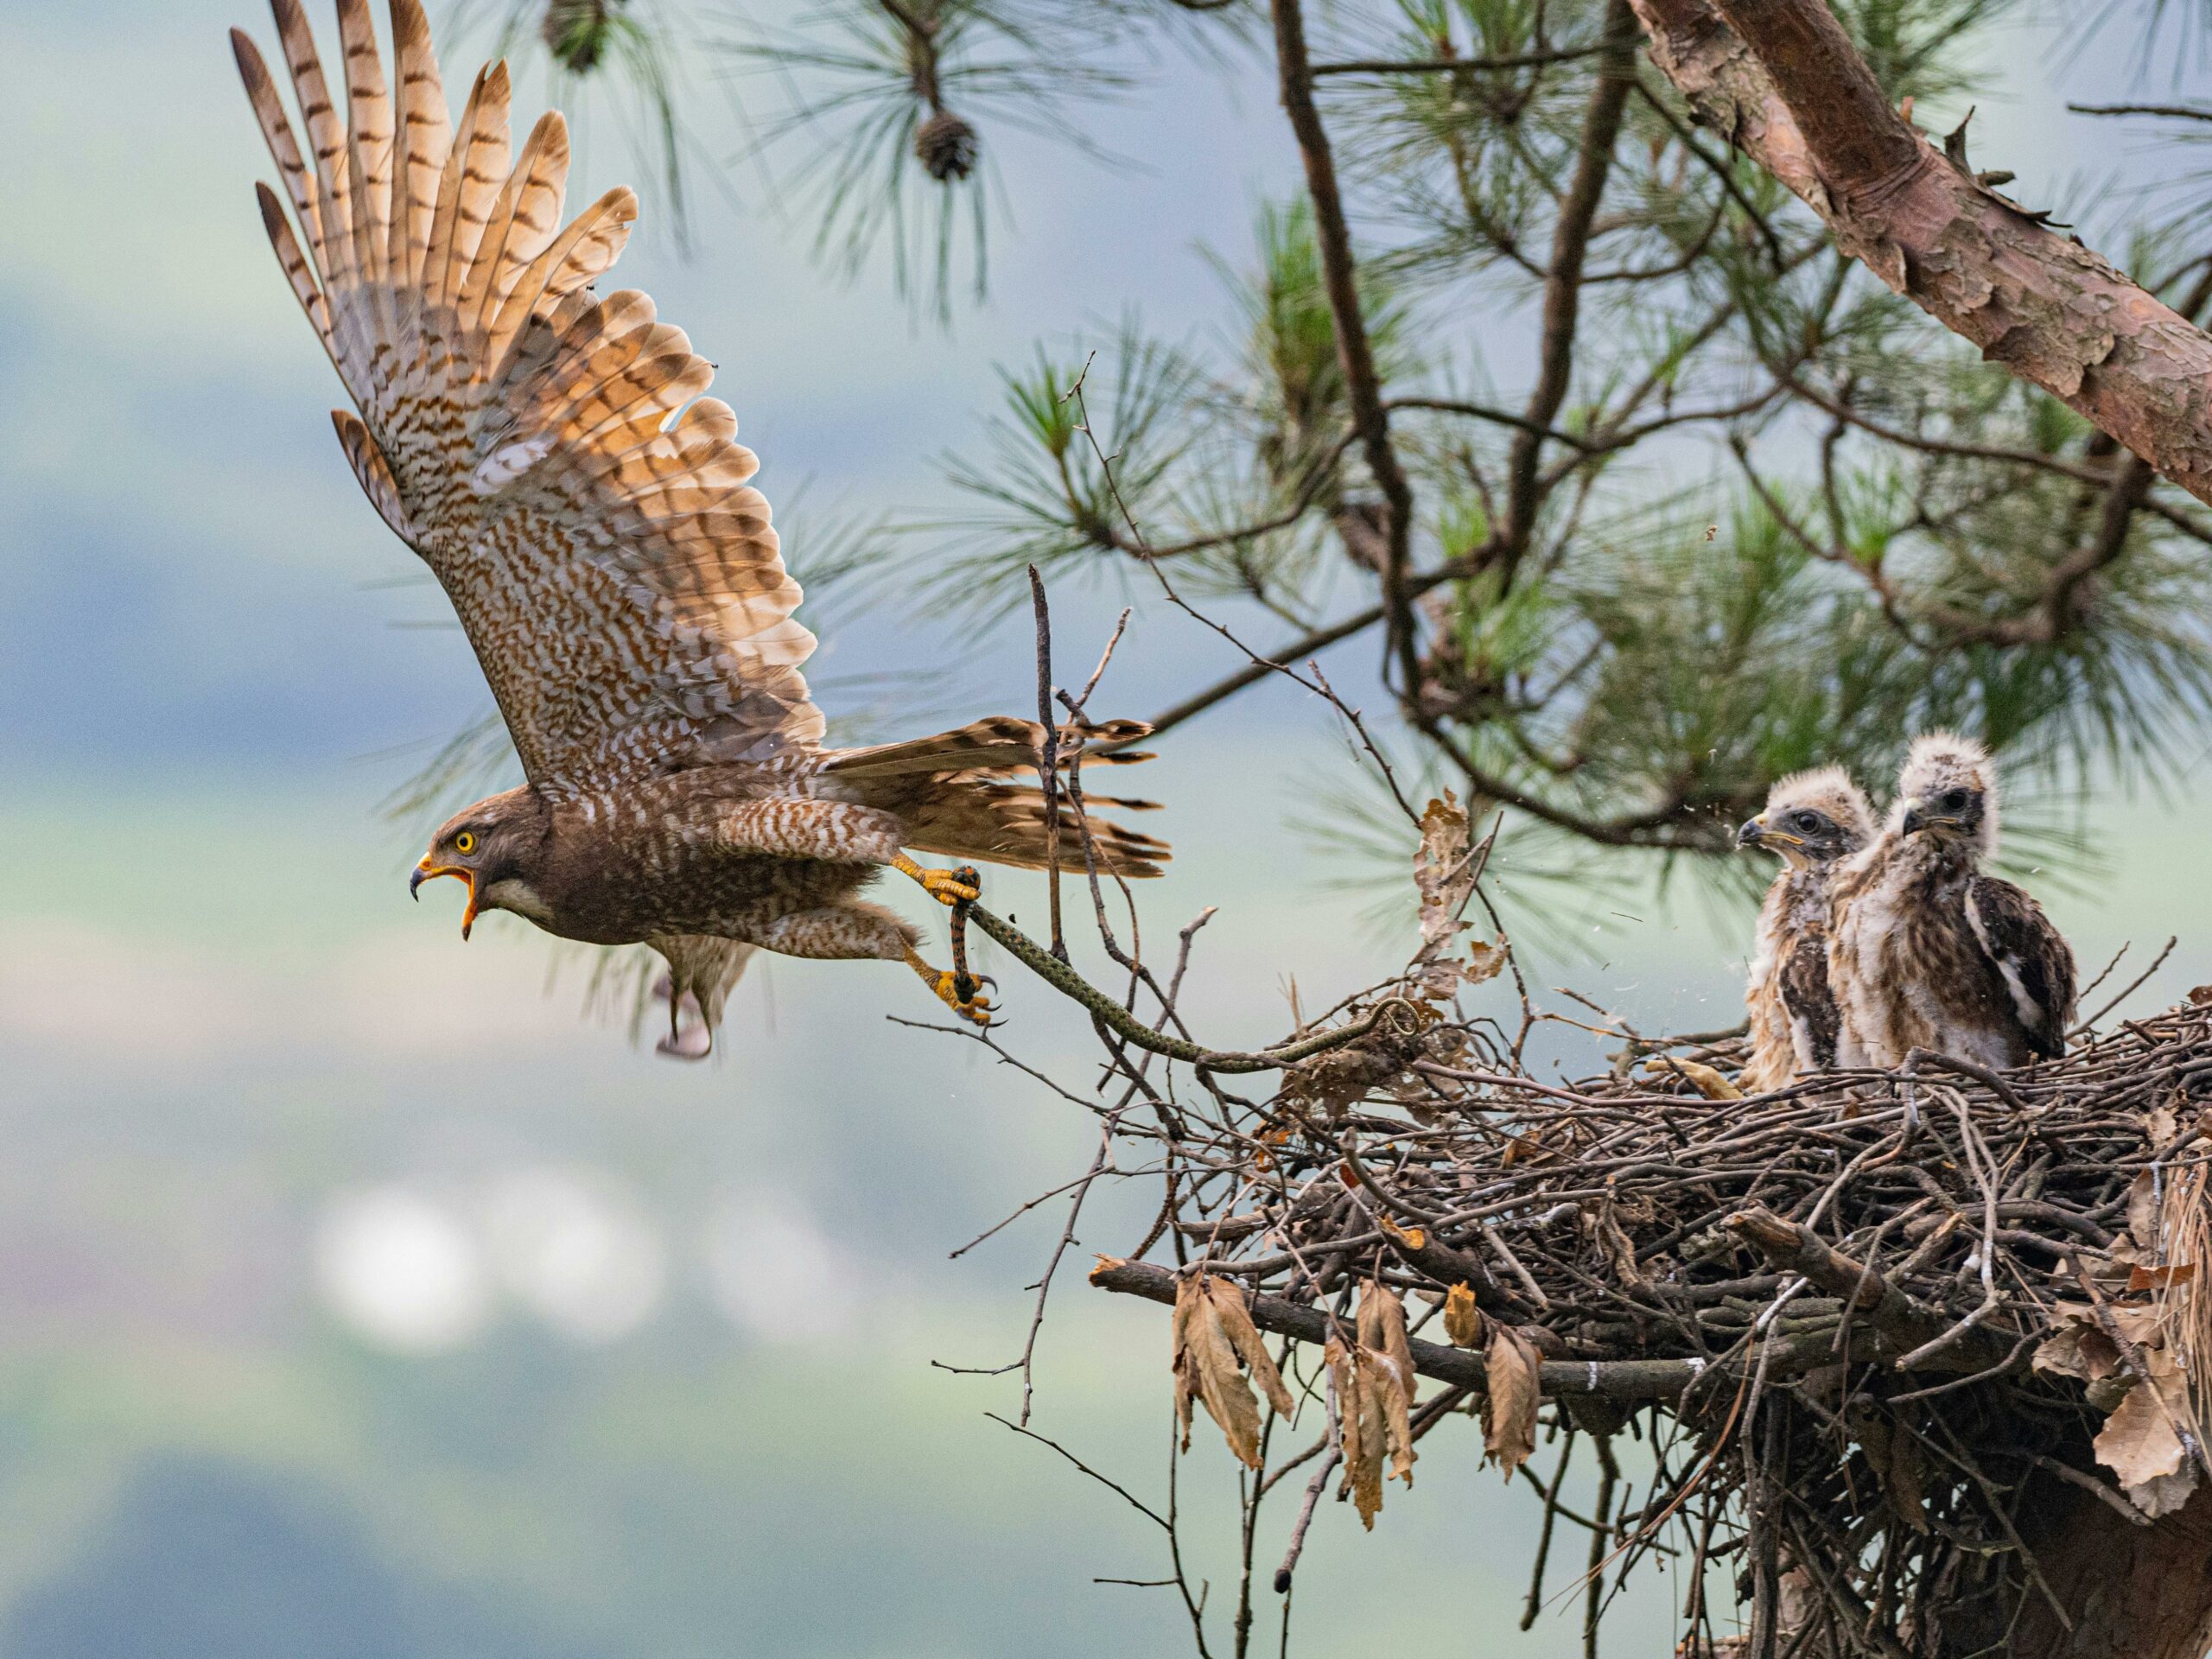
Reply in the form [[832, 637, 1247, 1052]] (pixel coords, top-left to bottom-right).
[[410, 855, 479, 940], [1737, 814, 1802, 851], [1900, 800, 1933, 837]]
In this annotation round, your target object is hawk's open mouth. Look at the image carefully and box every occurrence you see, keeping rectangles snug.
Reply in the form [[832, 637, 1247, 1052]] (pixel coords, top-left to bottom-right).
[[410, 858, 479, 939]]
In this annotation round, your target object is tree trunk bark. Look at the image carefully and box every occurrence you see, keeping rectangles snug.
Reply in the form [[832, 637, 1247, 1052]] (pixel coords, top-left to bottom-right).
[[1628, 0, 2212, 508], [1941, 1473, 2212, 1659]]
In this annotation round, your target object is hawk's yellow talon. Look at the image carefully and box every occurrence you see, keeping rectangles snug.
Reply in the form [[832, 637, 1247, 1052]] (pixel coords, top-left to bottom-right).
[[904, 944, 994, 1026], [893, 852, 981, 906]]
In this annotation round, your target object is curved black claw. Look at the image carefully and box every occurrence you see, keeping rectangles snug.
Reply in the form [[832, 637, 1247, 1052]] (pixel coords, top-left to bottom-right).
[[936, 972, 995, 1027]]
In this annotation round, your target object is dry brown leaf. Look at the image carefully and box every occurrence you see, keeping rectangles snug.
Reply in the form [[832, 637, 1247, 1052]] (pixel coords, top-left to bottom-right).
[[1172, 1272, 1282, 1469], [1324, 1338, 1378, 1526], [1414, 792, 1475, 957], [2131, 1262, 2198, 1292], [2107, 1303, 2164, 1347], [1445, 1282, 1484, 1348], [1410, 793, 1503, 1002], [2100, 1235, 2145, 1280], [1326, 1333, 1416, 1529], [1358, 1280, 1419, 1411], [1205, 1276, 1295, 1420], [2047, 1299, 2209, 1517], [1376, 1356, 1415, 1489], [1325, 1338, 1385, 1528], [2033, 1307, 2123, 1386], [1409, 962, 1459, 1002], [2094, 1342, 2201, 1517], [2147, 1103, 2181, 1151], [2034, 1302, 2141, 1409], [1483, 1324, 1542, 1481], [2129, 1170, 2162, 1257]]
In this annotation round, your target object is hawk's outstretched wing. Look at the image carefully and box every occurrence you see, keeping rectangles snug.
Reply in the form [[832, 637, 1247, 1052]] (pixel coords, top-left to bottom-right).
[[236, 0, 823, 788]]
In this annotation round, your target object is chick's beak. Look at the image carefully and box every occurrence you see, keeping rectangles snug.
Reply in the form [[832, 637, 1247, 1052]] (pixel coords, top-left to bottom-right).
[[1899, 800, 1927, 836], [411, 854, 479, 940], [1735, 816, 1765, 849]]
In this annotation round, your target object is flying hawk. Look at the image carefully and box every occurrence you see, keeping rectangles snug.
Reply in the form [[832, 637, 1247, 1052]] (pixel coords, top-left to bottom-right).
[[234, 0, 1167, 1058], [1827, 734, 2075, 1071], [1734, 767, 1875, 1090]]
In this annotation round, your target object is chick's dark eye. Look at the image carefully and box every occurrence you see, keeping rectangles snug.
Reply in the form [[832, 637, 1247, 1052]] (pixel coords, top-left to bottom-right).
[[454, 830, 478, 855], [1793, 811, 1821, 834], [1940, 790, 1970, 812]]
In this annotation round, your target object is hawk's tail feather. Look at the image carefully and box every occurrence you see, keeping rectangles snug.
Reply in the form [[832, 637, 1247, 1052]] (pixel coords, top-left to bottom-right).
[[902, 779, 1172, 880], [824, 715, 1153, 781]]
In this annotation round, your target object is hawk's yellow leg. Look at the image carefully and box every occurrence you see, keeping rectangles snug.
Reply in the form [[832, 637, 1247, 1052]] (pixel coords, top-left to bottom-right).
[[904, 943, 994, 1026], [893, 852, 981, 906]]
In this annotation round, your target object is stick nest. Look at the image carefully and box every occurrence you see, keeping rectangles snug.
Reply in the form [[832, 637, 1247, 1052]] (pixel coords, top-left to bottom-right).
[[1108, 984, 2212, 1656]]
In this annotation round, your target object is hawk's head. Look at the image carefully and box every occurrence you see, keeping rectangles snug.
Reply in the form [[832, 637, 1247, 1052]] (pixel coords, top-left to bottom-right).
[[1735, 766, 1875, 871], [410, 787, 550, 939], [1895, 731, 1996, 855]]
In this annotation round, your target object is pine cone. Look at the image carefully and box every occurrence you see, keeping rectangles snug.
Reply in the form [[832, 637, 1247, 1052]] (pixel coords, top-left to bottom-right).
[[912, 109, 978, 183], [542, 0, 614, 74]]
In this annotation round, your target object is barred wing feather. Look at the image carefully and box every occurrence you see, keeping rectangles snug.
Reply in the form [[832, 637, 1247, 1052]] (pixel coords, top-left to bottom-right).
[[236, 0, 823, 787]]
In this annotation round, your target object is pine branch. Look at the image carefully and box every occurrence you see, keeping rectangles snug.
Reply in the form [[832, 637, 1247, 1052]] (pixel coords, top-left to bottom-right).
[[1631, 0, 2212, 507]]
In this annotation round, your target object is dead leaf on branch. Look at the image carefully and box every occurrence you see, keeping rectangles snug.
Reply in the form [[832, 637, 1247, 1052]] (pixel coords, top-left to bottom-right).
[[2037, 1301, 2203, 1516], [2146, 1103, 2181, 1152], [1172, 1273, 1296, 1470], [2131, 1262, 2197, 1292], [2094, 1341, 2201, 1518], [1326, 1331, 1416, 1529], [2129, 1170, 2162, 1258], [1358, 1279, 1418, 1410], [1414, 792, 1475, 957], [1483, 1322, 1542, 1481], [1445, 1281, 1484, 1348], [1409, 792, 1503, 1002], [2033, 1304, 2124, 1388]]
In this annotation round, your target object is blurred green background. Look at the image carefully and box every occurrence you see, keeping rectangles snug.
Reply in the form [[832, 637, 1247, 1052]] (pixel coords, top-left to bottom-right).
[[3, 2, 2209, 1654]]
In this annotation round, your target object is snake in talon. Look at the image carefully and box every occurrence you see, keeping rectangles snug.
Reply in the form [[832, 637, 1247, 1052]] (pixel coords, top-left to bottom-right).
[[948, 867, 987, 1007]]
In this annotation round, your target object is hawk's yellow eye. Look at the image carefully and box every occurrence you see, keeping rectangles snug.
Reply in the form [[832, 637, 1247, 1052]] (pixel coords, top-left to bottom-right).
[[454, 831, 478, 855]]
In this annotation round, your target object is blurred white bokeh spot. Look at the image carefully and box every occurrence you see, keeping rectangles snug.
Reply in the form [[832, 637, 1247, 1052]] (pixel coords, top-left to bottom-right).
[[703, 1192, 865, 1344], [315, 1185, 492, 1353], [480, 1166, 667, 1344]]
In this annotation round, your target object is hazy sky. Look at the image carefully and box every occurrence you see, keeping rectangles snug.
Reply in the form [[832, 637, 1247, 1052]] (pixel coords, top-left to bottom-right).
[[0, 0, 2163, 779], [3, 4, 2209, 1654]]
